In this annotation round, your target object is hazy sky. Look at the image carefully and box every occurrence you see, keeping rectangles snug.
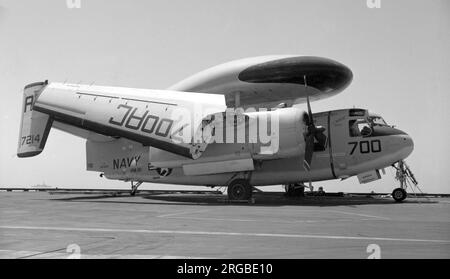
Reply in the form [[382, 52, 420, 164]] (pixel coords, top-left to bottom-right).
[[0, 0, 449, 193]]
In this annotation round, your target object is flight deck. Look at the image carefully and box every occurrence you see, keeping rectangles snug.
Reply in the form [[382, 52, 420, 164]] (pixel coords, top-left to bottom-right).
[[0, 190, 449, 259]]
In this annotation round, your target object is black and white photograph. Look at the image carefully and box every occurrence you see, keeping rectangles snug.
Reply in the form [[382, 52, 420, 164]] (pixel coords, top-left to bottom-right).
[[0, 0, 449, 264]]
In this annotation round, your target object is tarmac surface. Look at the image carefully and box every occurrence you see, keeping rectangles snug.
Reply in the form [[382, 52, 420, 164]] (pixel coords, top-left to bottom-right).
[[0, 190, 449, 259]]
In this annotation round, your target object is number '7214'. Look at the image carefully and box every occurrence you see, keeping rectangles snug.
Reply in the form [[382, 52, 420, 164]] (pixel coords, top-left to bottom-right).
[[21, 134, 41, 146]]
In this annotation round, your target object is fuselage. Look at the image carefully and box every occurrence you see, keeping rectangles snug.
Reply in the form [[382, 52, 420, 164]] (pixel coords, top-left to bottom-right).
[[18, 81, 413, 188], [84, 107, 413, 187]]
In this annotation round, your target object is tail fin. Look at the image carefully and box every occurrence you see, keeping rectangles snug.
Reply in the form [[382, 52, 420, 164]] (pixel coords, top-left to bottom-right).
[[17, 81, 53, 158]]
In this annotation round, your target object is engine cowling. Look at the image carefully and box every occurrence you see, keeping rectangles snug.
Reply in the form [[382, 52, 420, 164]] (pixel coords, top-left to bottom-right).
[[150, 107, 307, 171]]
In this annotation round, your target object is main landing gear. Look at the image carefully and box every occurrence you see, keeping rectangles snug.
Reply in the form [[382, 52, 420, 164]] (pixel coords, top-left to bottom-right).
[[284, 183, 306, 197], [227, 179, 253, 202], [130, 181, 143, 196], [391, 160, 419, 202]]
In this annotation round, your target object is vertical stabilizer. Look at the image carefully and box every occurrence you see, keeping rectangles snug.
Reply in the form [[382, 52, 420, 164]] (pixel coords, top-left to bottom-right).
[[17, 81, 53, 158]]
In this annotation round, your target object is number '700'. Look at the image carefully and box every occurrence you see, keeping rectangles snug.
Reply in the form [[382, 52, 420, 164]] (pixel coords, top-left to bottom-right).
[[348, 140, 381, 155]]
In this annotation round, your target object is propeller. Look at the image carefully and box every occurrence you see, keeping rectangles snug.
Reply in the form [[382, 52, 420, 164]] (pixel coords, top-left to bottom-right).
[[302, 76, 326, 171]]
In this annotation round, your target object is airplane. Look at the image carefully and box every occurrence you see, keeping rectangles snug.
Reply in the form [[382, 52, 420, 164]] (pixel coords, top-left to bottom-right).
[[17, 55, 417, 202]]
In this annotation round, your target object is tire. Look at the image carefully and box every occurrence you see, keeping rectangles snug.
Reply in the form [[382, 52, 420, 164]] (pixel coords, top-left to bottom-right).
[[392, 188, 407, 202], [284, 184, 294, 196], [227, 179, 252, 200]]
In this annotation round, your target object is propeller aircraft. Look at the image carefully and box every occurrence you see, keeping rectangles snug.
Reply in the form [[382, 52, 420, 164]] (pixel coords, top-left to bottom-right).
[[17, 55, 417, 202]]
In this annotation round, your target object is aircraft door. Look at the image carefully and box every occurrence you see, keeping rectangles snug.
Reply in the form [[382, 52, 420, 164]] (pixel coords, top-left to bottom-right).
[[329, 110, 352, 178], [329, 109, 369, 178]]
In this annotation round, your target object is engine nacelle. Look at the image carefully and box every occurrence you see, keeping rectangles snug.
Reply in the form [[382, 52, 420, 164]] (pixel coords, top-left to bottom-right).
[[150, 107, 307, 173], [249, 107, 306, 160]]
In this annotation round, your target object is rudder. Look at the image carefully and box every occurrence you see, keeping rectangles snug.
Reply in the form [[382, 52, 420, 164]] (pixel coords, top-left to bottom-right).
[[17, 81, 53, 158]]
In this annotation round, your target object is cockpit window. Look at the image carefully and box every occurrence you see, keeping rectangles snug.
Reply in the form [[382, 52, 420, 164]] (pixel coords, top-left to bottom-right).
[[349, 119, 372, 137], [368, 116, 388, 126]]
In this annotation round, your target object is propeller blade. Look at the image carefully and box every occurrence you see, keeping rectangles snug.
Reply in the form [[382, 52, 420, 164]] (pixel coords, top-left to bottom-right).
[[302, 75, 325, 171], [304, 75, 314, 126]]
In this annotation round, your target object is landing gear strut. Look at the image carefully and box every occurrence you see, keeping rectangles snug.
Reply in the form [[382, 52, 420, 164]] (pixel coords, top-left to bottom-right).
[[130, 181, 143, 196], [391, 160, 418, 202]]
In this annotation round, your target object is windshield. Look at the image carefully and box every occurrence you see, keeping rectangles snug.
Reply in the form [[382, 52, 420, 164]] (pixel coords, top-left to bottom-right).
[[349, 119, 372, 137], [368, 116, 388, 126]]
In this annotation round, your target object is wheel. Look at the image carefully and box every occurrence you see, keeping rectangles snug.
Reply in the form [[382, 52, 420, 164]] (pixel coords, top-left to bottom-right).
[[317, 190, 326, 196], [284, 184, 294, 196], [227, 179, 252, 200], [317, 187, 326, 196], [392, 188, 407, 202]]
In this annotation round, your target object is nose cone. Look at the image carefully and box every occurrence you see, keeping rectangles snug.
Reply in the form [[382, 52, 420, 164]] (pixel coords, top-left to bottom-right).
[[396, 133, 414, 160], [373, 126, 414, 161], [402, 134, 414, 159]]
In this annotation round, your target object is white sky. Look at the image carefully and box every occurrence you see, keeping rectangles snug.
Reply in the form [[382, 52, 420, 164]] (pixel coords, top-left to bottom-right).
[[0, 0, 449, 193]]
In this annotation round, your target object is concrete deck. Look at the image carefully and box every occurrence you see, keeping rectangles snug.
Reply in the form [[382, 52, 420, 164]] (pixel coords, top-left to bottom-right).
[[0, 191, 449, 258]]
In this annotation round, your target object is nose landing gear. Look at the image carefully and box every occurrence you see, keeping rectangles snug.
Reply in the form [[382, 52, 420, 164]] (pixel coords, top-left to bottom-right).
[[391, 160, 419, 202]]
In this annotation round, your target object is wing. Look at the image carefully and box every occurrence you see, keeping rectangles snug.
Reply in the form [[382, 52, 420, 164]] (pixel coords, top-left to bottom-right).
[[18, 82, 227, 160], [169, 55, 353, 109]]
